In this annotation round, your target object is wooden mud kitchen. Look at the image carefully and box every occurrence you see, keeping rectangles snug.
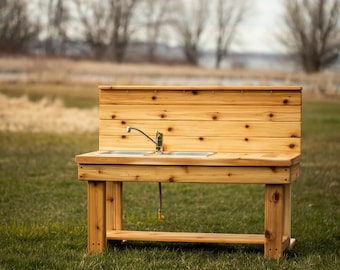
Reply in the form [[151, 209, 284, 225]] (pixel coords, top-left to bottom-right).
[[75, 85, 302, 259]]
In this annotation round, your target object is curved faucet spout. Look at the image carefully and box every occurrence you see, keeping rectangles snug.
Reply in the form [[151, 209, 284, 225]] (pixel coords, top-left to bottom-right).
[[126, 126, 163, 154]]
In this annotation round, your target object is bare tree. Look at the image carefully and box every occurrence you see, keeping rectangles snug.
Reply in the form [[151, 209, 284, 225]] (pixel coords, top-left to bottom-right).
[[74, 0, 138, 62], [140, 0, 175, 62], [215, 0, 249, 68], [44, 0, 70, 55], [0, 0, 39, 54], [280, 0, 340, 73], [74, 0, 112, 59], [173, 0, 210, 65], [110, 0, 139, 62]]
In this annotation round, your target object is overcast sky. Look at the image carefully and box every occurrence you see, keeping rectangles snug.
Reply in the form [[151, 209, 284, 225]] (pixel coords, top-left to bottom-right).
[[235, 0, 285, 53], [190, 0, 287, 54]]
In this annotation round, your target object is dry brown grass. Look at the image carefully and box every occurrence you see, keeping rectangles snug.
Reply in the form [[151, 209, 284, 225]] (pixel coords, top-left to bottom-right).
[[1, 56, 339, 87], [0, 92, 98, 133]]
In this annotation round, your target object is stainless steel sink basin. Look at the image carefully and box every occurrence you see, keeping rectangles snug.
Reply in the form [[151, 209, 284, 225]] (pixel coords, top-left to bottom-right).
[[97, 150, 153, 156], [163, 151, 215, 157]]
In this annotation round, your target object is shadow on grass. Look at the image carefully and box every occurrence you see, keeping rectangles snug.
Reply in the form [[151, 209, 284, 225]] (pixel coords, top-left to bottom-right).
[[108, 240, 264, 256]]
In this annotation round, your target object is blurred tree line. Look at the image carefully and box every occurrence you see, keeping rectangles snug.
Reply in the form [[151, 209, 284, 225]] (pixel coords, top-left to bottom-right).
[[0, 0, 339, 72]]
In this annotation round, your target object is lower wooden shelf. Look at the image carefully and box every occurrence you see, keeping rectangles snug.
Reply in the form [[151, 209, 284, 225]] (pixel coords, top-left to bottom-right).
[[107, 230, 266, 244]]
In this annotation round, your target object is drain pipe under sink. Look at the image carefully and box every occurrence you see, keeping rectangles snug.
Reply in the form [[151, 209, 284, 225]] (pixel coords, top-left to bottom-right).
[[158, 182, 165, 221]]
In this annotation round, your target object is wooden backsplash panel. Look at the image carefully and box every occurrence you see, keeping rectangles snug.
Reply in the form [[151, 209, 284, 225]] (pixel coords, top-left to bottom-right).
[[98, 86, 302, 153]]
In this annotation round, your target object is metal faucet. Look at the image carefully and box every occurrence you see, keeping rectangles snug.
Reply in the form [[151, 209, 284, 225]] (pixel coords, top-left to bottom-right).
[[126, 126, 163, 154]]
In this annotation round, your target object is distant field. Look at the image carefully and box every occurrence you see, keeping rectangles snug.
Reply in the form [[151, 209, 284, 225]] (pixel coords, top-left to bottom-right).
[[0, 56, 339, 98]]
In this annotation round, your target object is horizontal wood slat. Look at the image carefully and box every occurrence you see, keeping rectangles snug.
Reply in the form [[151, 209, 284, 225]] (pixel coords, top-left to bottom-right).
[[100, 90, 301, 105], [99, 85, 302, 91], [99, 120, 301, 137], [100, 105, 301, 121], [99, 135, 301, 153], [78, 164, 293, 184], [106, 230, 267, 244], [76, 152, 301, 167]]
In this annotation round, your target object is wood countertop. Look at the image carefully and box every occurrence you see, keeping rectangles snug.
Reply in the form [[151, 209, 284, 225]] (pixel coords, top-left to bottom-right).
[[75, 151, 300, 167]]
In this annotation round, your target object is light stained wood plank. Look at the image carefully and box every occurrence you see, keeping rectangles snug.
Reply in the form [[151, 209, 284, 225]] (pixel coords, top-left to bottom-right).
[[283, 184, 291, 238], [76, 152, 301, 167], [87, 181, 106, 253], [79, 165, 292, 184], [289, 164, 300, 182], [100, 104, 301, 121], [264, 185, 285, 259], [99, 85, 303, 91], [106, 230, 265, 244], [99, 135, 301, 153], [106, 182, 123, 231], [99, 89, 302, 105], [99, 120, 301, 138], [290, 163, 300, 181]]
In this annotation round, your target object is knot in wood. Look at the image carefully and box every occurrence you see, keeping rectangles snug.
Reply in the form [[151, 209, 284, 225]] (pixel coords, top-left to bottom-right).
[[272, 191, 280, 202], [264, 230, 272, 239]]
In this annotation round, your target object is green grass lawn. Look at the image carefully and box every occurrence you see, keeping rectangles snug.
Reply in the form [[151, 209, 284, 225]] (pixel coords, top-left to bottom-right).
[[0, 100, 339, 269]]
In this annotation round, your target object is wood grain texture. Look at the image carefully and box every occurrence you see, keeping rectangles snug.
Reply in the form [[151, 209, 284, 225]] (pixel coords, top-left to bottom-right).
[[264, 185, 285, 259], [99, 136, 301, 153], [99, 85, 302, 91], [107, 230, 268, 244], [98, 87, 301, 153], [76, 152, 301, 166], [99, 105, 301, 121], [87, 181, 106, 253], [100, 90, 301, 105], [100, 120, 301, 137], [78, 164, 295, 184], [106, 182, 122, 231]]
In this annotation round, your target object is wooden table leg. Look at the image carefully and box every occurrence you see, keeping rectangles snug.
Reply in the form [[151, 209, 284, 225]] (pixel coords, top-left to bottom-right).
[[283, 184, 292, 250], [264, 184, 284, 259], [106, 182, 123, 231], [87, 181, 106, 253]]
